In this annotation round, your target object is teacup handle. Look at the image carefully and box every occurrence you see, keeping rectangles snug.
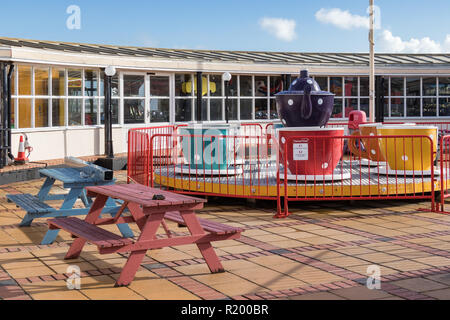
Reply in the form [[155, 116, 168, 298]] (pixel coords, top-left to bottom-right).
[[349, 131, 369, 159], [301, 83, 313, 120]]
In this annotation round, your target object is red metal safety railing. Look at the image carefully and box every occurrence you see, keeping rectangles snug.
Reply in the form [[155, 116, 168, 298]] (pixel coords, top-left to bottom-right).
[[437, 135, 450, 213], [277, 134, 437, 217]]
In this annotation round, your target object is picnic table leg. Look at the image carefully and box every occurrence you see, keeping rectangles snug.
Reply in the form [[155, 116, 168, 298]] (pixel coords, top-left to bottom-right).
[[114, 250, 147, 287], [19, 214, 34, 227], [180, 210, 224, 273], [41, 187, 84, 245], [65, 195, 109, 259], [105, 197, 134, 238]]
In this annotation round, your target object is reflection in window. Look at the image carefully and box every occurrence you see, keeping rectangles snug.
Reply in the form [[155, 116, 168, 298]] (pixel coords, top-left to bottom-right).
[[226, 99, 238, 121], [240, 76, 252, 96], [406, 98, 420, 117], [34, 99, 48, 127], [18, 66, 31, 96], [332, 99, 343, 118], [391, 97, 404, 117], [175, 99, 192, 122], [228, 76, 238, 96], [360, 98, 369, 117], [99, 71, 119, 97], [240, 99, 252, 120], [315, 77, 327, 91], [150, 99, 169, 122], [330, 77, 342, 96], [85, 99, 98, 125], [124, 75, 145, 97], [391, 77, 404, 96], [175, 74, 192, 96], [255, 76, 268, 97], [439, 78, 450, 96], [52, 68, 65, 96], [255, 99, 268, 119], [440, 97, 450, 116], [422, 78, 436, 96], [68, 69, 82, 96], [100, 99, 119, 125], [150, 76, 170, 96], [18, 99, 32, 128], [68, 99, 82, 126], [270, 76, 283, 96], [124, 99, 145, 124], [194, 99, 208, 121], [35, 68, 49, 96], [345, 98, 358, 116], [344, 77, 358, 96], [270, 99, 278, 119], [84, 70, 98, 96], [422, 98, 436, 117], [210, 99, 223, 121], [52, 99, 65, 127], [406, 78, 420, 96], [360, 77, 369, 96], [209, 75, 222, 97]]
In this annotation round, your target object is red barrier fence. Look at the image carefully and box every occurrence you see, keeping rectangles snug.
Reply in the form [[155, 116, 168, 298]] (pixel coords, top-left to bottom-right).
[[128, 121, 448, 218]]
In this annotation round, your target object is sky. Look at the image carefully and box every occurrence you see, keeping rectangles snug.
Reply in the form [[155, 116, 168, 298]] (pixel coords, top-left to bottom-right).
[[0, 0, 449, 53]]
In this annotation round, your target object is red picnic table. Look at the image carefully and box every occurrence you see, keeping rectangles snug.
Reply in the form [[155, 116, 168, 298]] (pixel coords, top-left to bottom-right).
[[48, 184, 243, 287]]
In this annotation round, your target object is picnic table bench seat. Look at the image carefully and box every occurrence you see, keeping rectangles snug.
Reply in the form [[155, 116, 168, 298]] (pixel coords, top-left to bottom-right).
[[164, 211, 243, 235], [48, 217, 134, 249], [7, 194, 56, 214]]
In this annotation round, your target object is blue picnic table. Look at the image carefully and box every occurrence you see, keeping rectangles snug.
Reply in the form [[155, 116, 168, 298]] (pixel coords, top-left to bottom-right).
[[7, 166, 134, 244]]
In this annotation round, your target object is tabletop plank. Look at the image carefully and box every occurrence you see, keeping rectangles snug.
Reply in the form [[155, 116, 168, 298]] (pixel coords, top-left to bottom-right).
[[86, 184, 206, 207]]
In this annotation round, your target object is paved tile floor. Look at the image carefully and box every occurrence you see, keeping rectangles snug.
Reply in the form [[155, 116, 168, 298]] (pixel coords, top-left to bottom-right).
[[1, 171, 450, 300]]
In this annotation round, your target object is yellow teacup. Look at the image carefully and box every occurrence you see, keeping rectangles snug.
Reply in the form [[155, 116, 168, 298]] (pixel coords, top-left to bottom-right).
[[377, 125, 438, 171]]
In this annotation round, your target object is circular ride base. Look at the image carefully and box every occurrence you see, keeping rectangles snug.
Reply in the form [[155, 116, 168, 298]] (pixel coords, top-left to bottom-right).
[[153, 159, 445, 198]]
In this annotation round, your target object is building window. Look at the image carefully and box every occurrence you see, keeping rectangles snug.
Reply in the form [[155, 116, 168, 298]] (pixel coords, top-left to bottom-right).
[[68, 69, 82, 96], [150, 75, 170, 123], [35, 67, 49, 96], [175, 74, 193, 122], [18, 66, 32, 96], [124, 74, 145, 124], [18, 98, 32, 128]]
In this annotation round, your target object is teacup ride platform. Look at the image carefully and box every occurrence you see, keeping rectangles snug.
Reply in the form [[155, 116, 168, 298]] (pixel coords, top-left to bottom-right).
[[153, 158, 445, 199]]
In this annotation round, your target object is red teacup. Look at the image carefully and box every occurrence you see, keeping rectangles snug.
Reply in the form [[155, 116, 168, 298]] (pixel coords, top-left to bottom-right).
[[278, 127, 345, 175]]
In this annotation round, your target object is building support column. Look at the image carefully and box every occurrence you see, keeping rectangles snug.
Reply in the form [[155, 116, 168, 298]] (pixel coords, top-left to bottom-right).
[[375, 76, 385, 123], [196, 72, 202, 123]]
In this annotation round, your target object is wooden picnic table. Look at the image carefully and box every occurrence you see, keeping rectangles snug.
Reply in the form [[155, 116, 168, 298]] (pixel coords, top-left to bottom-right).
[[48, 184, 243, 287], [7, 167, 133, 244]]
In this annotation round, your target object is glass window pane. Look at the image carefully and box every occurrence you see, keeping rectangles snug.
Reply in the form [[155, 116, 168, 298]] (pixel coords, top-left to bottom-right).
[[194, 99, 208, 121], [34, 99, 48, 127], [100, 99, 119, 125], [391, 97, 404, 117], [18, 99, 31, 128], [227, 99, 238, 121], [270, 99, 278, 119], [124, 75, 145, 97], [52, 98, 65, 127], [18, 66, 31, 96], [360, 77, 369, 96], [332, 99, 343, 118], [422, 98, 437, 117], [439, 77, 450, 96], [150, 76, 169, 96], [345, 98, 358, 116], [67, 69, 82, 96], [255, 99, 268, 119], [315, 77, 327, 91], [439, 97, 450, 117], [210, 99, 223, 121], [240, 76, 253, 96], [85, 99, 98, 125], [406, 77, 420, 96], [384, 98, 389, 117], [330, 77, 343, 96], [175, 74, 192, 96], [422, 77, 436, 96], [84, 70, 98, 96], [52, 68, 65, 96], [124, 99, 145, 124], [68, 99, 82, 126], [99, 71, 119, 97], [406, 98, 420, 117], [35, 68, 49, 96], [209, 75, 222, 97], [240, 99, 253, 120], [150, 99, 169, 122], [270, 76, 283, 96], [255, 76, 268, 97], [391, 77, 404, 96], [360, 98, 369, 117], [344, 77, 358, 96], [175, 99, 192, 122], [229, 75, 237, 96]]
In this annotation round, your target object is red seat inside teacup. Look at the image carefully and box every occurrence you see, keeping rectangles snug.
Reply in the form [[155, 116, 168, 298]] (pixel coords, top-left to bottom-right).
[[278, 127, 345, 176]]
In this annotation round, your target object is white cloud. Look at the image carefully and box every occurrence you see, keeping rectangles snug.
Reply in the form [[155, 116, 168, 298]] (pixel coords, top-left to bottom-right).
[[259, 17, 297, 42], [378, 30, 448, 53], [315, 8, 369, 30]]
